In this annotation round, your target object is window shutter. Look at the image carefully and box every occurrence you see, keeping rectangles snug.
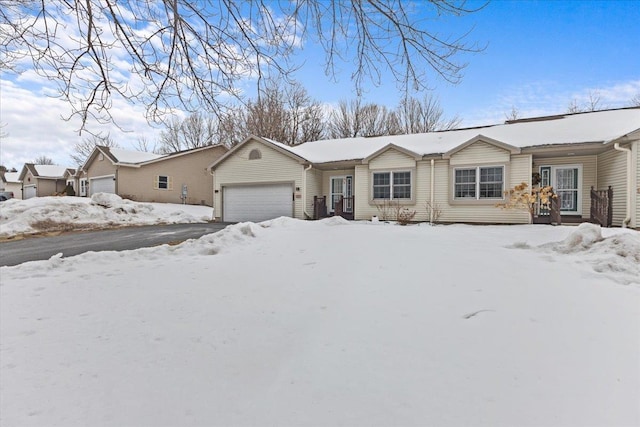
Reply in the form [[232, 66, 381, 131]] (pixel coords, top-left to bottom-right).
[[153, 176, 158, 190], [168, 176, 173, 190]]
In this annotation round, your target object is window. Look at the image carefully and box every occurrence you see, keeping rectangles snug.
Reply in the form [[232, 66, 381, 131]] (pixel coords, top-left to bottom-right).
[[248, 149, 262, 160], [155, 175, 173, 190], [454, 166, 504, 200], [372, 171, 411, 200]]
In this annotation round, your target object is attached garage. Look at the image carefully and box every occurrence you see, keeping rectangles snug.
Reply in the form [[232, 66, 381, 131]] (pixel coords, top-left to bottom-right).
[[90, 175, 116, 195], [23, 185, 36, 199], [223, 183, 293, 222]]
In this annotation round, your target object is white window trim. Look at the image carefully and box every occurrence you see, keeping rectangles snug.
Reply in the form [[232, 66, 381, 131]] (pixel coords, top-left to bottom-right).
[[155, 175, 173, 190], [370, 169, 414, 203], [453, 165, 505, 201], [539, 164, 582, 214]]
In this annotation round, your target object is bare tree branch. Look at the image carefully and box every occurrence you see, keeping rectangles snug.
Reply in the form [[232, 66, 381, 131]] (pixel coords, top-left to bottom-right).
[[1, 0, 484, 132]]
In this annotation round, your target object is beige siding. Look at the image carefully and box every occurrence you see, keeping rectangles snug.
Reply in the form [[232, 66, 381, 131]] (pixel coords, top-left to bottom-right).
[[635, 141, 639, 229], [85, 155, 117, 179], [36, 179, 64, 197], [213, 140, 304, 220], [4, 182, 22, 199], [449, 141, 510, 166], [533, 155, 596, 218], [433, 154, 531, 224], [118, 146, 225, 206], [355, 148, 421, 220], [597, 148, 627, 227], [368, 149, 416, 169], [305, 168, 323, 219]]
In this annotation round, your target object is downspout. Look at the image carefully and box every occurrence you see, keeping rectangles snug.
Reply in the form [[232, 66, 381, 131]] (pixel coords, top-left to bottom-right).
[[209, 168, 216, 221], [303, 164, 313, 220], [430, 158, 435, 225], [613, 142, 632, 228]]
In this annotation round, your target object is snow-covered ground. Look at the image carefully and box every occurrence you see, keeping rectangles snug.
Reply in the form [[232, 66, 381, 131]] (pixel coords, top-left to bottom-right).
[[1, 218, 639, 426], [0, 194, 213, 238]]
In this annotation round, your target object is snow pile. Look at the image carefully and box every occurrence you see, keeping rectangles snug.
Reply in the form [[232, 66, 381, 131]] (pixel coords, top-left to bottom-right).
[[1, 222, 638, 426], [0, 194, 213, 237], [539, 223, 640, 285]]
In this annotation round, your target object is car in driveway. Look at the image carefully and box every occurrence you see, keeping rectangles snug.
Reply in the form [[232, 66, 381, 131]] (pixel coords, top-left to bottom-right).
[[0, 191, 14, 201]]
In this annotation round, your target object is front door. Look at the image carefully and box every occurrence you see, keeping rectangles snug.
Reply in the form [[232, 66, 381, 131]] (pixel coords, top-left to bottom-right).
[[330, 176, 353, 213], [539, 165, 580, 214]]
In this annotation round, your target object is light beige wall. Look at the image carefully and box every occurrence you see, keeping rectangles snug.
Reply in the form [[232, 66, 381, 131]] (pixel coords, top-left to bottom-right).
[[533, 155, 597, 218], [305, 168, 323, 218], [635, 141, 639, 229], [597, 148, 627, 227], [118, 146, 225, 206], [36, 178, 64, 196], [4, 182, 22, 199], [85, 155, 117, 179], [449, 141, 511, 165], [368, 149, 416, 169], [213, 140, 304, 220], [355, 148, 421, 220], [433, 154, 531, 224]]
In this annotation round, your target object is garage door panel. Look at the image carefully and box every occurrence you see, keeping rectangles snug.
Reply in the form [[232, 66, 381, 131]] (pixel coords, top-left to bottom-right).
[[224, 184, 292, 222], [23, 186, 36, 199], [90, 176, 115, 195]]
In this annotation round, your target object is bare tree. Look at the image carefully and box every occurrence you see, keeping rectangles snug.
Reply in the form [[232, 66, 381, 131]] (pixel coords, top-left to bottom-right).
[[567, 90, 606, 113], [505, 106, 521, 121], [70, 133, 119, 166], [241, 80, 324, 145], [395, 95, 461, 133], [328, 99, 398, 138], [34, 156, 55, 165], [631, 93, 640, 107], [0, 1, 484, 131], [133, 136, 157, 153]]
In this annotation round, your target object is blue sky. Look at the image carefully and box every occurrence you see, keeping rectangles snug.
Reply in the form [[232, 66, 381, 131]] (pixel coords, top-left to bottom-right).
[[1, 0, 639, 168]]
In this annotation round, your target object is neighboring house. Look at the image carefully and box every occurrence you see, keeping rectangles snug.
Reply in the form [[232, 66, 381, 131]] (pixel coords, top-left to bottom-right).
[[18, 164, 74, 199], [81, 144, 228, 205], [210, 107, 640, 228], [0, 172, 22, 199]]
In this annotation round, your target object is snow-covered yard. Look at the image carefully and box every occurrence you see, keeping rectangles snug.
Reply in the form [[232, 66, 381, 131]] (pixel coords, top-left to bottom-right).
[[1, 218, 639, 426], [0, 194, 213, 238]]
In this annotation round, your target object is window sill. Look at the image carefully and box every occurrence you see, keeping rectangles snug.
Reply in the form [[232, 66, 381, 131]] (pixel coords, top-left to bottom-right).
[[449, 198, 505, 206]]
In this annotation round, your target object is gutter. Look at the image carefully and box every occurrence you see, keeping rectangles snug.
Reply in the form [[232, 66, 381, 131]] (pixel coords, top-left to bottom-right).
[[613, 142, 632, 227]]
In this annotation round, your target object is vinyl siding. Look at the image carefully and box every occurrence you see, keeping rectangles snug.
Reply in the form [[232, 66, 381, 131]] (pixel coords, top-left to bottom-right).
[[355, 148, 419, 220], [434, 154, 531, 224], [449, 141, 510, 165], [368, 149, 416, 169], [306, 168, 323, 219], [533, 155, 596, 219], [597, 148, 627, 227], [118, 146, 225, 206], [635, 141, 639, 228], [36, 178, 64, 197], [4, 182, 22, 199], [213, 140, 304, 220], [85, 155, 117, 178]]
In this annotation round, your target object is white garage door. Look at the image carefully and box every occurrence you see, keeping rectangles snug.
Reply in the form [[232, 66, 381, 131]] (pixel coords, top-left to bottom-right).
[[223, 184, 293, 222], [23, 185, 36, 199], [90, 176, 115, 195]]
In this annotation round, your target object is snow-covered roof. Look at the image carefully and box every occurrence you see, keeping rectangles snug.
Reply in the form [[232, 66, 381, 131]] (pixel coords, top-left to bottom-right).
[[109, 148, 164, 164], [33, 165, 70, 178], [269, 108, 640, 164], [3, 172, 20, 183]]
